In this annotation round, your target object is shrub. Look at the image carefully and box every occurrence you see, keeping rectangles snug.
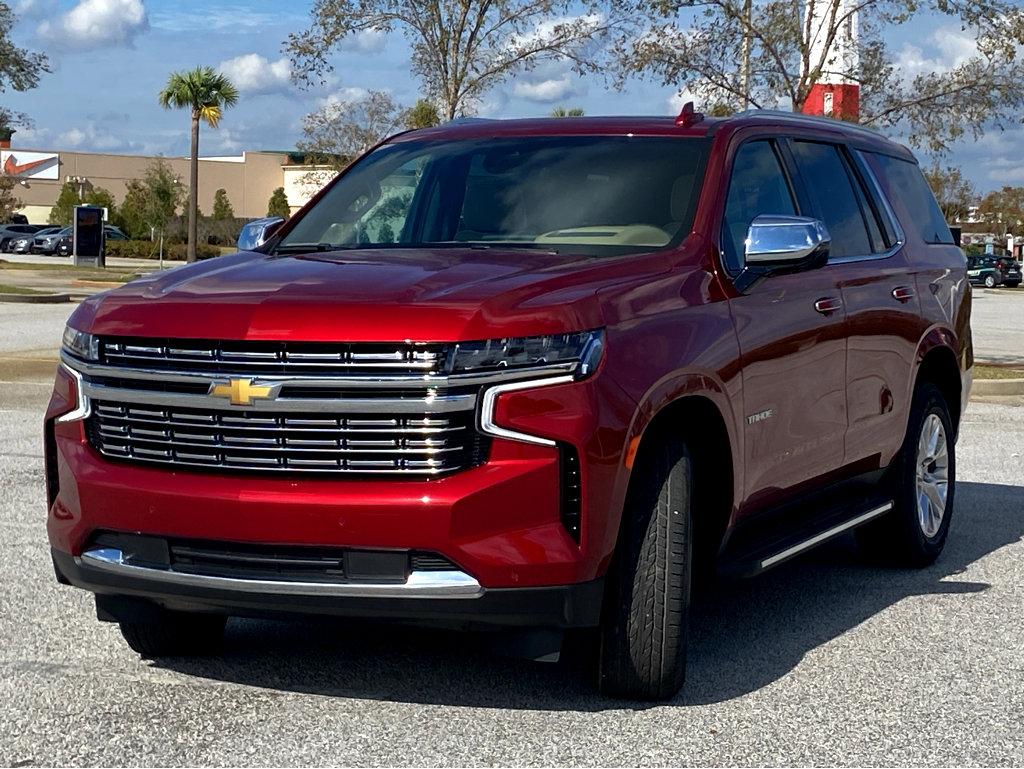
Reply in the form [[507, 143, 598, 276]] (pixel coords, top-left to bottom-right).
[[106, 239, 222, 261]]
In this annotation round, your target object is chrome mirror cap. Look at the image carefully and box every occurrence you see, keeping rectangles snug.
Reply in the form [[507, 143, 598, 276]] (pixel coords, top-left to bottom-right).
[[745, 215, 831, 265]]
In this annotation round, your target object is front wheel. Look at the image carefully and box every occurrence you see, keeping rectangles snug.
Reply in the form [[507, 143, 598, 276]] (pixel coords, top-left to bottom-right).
[[984, 274, 997, 288], [119, 611, 226, 658], [598, 436, 692, 700], [857, 382, 955, 566]]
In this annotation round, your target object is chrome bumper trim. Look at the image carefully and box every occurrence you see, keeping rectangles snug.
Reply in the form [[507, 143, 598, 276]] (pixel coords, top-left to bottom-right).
[[78, 548, 484, 599], [479, 375, 575, 447], [56, 363, 91, 423], [80, 381, 477, 414], [62, 351, 578, 389]]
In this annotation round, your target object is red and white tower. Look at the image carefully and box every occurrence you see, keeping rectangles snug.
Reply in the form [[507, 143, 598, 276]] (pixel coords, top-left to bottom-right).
[[801, 0, 860, 121]]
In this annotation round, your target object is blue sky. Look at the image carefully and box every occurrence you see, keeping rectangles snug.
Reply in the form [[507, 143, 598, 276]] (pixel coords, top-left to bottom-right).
[[6, 0, 1023, 192]]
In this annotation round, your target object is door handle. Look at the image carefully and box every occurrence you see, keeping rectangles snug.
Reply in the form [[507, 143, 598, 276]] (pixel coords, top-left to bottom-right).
[[892, 285, 916, 302], [814, 297, 843, 315]]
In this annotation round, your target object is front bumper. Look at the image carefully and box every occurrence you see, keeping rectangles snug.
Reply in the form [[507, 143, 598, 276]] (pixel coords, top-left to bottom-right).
[[45, 349, 635, 627], [52, 548, 604, 628]]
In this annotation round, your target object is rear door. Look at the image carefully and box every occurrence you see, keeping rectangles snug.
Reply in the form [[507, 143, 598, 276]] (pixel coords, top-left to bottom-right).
[[723, 137, 849, 511], [788, 140, 924, 468]]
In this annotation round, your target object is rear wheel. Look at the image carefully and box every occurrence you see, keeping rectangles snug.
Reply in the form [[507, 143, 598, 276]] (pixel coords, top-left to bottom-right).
[[597, 436, 692, 700], [857, 382, 955, 566], [119, 611, 226, 658], [1006, 281, 1020, 289]]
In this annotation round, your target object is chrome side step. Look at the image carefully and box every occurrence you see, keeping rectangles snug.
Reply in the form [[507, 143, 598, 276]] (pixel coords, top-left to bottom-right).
[[78, 548, 483, 599], [719, 497, 895, 579], [759, 502, 892, 570]]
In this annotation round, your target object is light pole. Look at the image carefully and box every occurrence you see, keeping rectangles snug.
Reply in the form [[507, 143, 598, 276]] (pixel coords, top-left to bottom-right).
[[741, 0, 752, 110]]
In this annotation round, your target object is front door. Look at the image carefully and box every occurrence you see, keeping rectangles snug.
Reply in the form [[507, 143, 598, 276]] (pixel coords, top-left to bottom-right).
[[722, 138, 848, 512]]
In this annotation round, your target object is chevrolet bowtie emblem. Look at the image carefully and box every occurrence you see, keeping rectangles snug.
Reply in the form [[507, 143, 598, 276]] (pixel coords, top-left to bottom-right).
[[208, 378, 275, 406]]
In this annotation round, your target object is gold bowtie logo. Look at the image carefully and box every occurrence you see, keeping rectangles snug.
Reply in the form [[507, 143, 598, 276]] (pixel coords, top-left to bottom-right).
[[208, 378, 274, 406]]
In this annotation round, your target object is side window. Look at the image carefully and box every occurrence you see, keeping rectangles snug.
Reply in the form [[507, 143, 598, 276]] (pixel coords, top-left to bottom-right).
[[722, 140, 797, 273], [791, 141, 873, 258], [869, 153, 955, 245]]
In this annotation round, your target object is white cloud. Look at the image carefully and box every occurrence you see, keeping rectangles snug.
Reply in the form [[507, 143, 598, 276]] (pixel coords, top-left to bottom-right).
[[13, 0, 58, 19], [150, 5, 302, 32], [896, 27, 978, 81], [511, 58, 586, 104], [513, 76, 577, 103], [38, 0, 148, 50], [317, 87, 370, 109], [338, 28, 387, 55], [217, 54, 292, 95], [55, 123, 145, 152], [666, 90, 699, 114]]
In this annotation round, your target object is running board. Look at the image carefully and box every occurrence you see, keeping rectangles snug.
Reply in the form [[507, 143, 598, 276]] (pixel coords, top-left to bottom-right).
[[719, 500, 893, 578]]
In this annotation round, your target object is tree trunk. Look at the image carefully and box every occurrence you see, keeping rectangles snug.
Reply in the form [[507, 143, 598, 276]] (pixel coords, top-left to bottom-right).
[[187, 111, 200, 263]]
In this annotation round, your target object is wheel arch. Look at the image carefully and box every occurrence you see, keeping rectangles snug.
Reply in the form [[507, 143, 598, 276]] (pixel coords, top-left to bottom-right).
[[617, 392, 737, 571], [913, 331, 963, 438]]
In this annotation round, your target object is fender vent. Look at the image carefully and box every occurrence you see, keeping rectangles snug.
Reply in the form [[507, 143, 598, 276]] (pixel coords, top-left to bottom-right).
[[560, 444, 582, 542]]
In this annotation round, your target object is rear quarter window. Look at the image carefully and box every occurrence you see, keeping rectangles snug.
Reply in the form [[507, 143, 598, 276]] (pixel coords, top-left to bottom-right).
[[869, 153, 954, 245]]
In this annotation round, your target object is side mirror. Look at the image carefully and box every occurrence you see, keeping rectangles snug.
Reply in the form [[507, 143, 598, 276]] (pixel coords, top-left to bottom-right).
[[261, 219, 284, 243], [736, 215, 831, 292]]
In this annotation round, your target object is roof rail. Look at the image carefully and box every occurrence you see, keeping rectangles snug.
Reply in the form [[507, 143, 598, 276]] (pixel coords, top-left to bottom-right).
[[729, 109, 887, 141], [444, 117, 495, 125]]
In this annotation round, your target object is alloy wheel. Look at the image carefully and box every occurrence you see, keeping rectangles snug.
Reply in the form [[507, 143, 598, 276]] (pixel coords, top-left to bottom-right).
[[915, 413, 949, 538]]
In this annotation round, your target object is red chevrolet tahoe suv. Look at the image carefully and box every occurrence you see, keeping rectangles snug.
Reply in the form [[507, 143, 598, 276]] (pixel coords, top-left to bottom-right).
[[46, 110, 972, 700]]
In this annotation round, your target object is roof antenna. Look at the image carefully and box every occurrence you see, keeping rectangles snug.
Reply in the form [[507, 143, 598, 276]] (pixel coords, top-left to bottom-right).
[[675, 101, 704, 128]]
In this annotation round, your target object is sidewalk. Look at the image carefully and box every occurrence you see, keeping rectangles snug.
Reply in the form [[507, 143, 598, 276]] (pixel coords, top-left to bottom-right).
[[0, 257, 181, 300]]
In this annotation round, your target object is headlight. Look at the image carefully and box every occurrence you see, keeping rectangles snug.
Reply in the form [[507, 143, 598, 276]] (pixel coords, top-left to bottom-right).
[[62, 326, 98, 361], [449, 330, 604, 378]]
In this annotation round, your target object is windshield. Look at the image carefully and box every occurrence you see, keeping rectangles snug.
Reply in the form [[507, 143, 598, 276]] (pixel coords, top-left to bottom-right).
[[277, 135, 710, 257]]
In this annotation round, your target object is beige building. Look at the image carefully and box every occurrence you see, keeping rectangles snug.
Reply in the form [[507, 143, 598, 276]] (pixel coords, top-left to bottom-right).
[[4, 145, 330, 223]]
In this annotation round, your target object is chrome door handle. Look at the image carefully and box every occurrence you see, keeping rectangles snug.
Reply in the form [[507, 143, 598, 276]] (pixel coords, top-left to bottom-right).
[[892, 285, 916, 302], [814, 297, 843, 315]]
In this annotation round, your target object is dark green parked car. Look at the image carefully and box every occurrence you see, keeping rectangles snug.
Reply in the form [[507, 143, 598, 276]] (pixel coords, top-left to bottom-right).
[[967, 254, 1021, 288]]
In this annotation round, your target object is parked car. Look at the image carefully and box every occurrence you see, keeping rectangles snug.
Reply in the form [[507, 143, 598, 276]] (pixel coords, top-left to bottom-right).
[[967, 254, 1021, 288], [10, 226, 60, 254], [0, 223, 44, 252], [237, 216, 284, 250], [32, 226, 71, 255], [47, 111, 971, 700], [995, 255, 1021, 288]]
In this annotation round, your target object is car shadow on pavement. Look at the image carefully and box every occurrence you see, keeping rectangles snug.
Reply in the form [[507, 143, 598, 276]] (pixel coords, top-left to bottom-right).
[[152, 481, 1024, 711]]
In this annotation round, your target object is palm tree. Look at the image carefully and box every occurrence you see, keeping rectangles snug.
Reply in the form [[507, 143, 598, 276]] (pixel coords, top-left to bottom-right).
[[158, 67, 239, 262]]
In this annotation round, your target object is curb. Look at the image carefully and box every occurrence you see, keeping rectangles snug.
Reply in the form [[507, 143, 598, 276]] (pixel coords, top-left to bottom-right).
[[0, 292, 71, 304], [71, 279, 127, 288], [972, 378, 1024, 397]]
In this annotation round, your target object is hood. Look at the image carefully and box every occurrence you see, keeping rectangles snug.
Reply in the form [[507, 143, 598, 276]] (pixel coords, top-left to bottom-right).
[[70, 247, 667, 342]]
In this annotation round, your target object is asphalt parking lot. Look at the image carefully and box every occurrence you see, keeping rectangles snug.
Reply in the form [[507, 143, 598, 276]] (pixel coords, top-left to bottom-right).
[[1, 290, 1023, 766]]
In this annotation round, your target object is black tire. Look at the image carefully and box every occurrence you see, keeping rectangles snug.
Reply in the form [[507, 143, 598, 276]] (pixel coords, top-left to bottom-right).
[[119, 612, 226, 658], [598, 436, 692, 700], [1007, 281, 1021, 289], [857, 382, 955, 567], [984, 274, 997, 288]]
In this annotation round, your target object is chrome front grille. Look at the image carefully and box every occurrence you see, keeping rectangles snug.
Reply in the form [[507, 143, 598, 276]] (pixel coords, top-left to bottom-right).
[[71, 336, 577, 477], [101, 338, 447, 375], [88, 402, 483, 475]]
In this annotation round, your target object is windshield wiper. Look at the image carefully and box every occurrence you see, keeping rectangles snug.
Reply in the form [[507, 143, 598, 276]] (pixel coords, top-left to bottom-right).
[[273, 241, 560, 255], [410, 241, 561, 253], [272, 242, 354, 254]]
